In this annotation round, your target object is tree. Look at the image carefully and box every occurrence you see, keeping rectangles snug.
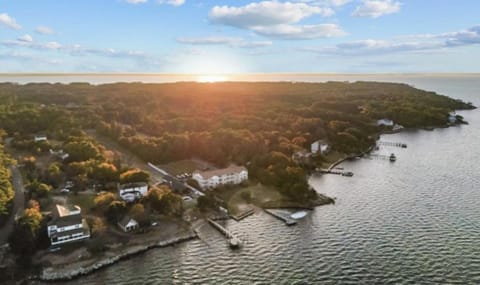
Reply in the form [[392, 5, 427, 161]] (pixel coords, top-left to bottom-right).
[[9, 207, 43, 256], [93, 192, 116, 214], [26, 180, 52, 198], [197, 193, 218, 212], [91, 217, 107, 237], [106, 201, 127, 223], [128, 203, 149, 227], [120, 169, 150, 184], [147, 186, 183, 216], [91, 162, 118, 184]]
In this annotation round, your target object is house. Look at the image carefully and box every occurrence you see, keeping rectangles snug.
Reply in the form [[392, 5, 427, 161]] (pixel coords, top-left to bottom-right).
[[49, 149, 69, 160], [192, 165, 248, 189], [311, 140, 330, 155], [377, 118, 394, 127], [448, 112, 457, 124], [118, 216, 139, 232], [34, 135, 47, 142], [47, 204, 90, 246], [292, 150, 312, 164], [119, 182, 149, 202]]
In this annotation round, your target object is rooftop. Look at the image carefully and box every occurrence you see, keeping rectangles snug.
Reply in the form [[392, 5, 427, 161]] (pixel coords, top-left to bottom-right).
[[54, 204, 81, 218]]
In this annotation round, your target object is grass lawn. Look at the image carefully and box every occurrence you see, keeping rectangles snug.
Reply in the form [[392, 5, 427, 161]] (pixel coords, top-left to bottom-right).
[[157, 159, 207, 176], [320, 151, 347, 168], [217, 183, 287, 215]]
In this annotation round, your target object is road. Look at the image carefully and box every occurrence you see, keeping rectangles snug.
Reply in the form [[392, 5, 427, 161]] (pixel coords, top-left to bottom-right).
[[0, 166, 25, 246]]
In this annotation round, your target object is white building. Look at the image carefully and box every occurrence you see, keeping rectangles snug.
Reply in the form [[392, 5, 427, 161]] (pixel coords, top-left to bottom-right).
[[311, 140, 330, 155], [47, 204, 90, 246], [119, 182, 149, 202], [377, 118, 394, 127], [118, 216, 139, 232], [448, 112, 457, 124], [34, 135, 47, 142], [192, 165, 248, 189]]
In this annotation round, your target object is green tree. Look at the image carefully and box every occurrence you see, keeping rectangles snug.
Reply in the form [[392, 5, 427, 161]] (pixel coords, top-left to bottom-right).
[[120, 169, 150, 184]]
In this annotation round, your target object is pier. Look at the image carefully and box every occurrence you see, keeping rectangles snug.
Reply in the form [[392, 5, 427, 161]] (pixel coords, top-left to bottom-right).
[[378, 141, 407, 148], [366, 153, 397, 162], [264, 209, 297, 226], [207, 219, 242, 249], [315, 168, 354, 177]]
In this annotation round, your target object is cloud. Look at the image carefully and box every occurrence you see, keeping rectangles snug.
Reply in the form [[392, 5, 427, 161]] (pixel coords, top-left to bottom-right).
[[251, 23, 345, 39], [441, 25, 480, 47], [158, 0, 185, 6], [352, 0, 401, 18], [302, 25, 480, 56], [210, 1, 333, 28], [126, 0, 148, 4], [35, 26, 54, 35], [209, 1, 344, 39], [18, 34, 33, 43], [0, 13, 21, 30], [177, 36, 272, 48]]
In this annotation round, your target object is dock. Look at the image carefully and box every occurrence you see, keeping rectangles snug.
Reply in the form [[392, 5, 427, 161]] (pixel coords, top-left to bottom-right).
[[207, 219, 242, 249], [264, 209, 297, 226], [230, 207, 255, 221], [378, 141, 407, 148], [315, 168, 354, 177]]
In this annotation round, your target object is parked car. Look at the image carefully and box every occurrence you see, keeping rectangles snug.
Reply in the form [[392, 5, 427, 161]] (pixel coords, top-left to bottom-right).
[[182, 196, 193, 201], [60, 188, 70, 194]]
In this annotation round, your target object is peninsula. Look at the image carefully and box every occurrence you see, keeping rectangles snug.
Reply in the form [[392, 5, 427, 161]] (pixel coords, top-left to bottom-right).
[[0, 81, 474, 282]]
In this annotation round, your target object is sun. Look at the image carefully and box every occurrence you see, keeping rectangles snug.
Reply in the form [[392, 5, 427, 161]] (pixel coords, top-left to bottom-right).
[[196, 75, 229, 83]]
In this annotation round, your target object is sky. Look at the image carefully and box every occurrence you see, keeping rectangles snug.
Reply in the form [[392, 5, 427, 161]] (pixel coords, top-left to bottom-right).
[[1, 0, 479, 73]]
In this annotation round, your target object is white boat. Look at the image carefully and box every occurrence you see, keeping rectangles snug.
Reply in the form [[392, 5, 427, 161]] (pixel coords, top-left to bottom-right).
[[290, 211, 308, 219]]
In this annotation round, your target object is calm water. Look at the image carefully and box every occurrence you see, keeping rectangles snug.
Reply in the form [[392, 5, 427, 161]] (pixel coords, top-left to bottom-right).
[[31, 75, 479, 284]]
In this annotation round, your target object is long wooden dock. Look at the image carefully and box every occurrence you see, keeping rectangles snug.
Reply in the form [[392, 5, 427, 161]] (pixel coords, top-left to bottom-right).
[[378, 141, 407, 148], [207, 219, 242, 249], [315, 168, 354, 177], [264, 209, 297, 226]]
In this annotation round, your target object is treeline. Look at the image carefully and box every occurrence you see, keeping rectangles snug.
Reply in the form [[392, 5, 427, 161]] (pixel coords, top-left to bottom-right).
[[0, 136, 14, 221]]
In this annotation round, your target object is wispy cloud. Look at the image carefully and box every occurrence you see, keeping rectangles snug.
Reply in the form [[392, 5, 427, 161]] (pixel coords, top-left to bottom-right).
[[209, 1, 344, 40], [0, 13, 21, 30], [352, 0, 401, 18], [158, 0, 185, 6], [35, 26, 54, 35], [126, 0, 148, 4], [176, 36, 272, 48], [302, 25, 480, 56]]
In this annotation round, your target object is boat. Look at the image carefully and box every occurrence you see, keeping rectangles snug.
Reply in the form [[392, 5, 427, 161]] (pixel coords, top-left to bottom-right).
[[342, 171, 354, 177], [290, 211, 308, 219], [389, 153, 397, 162]]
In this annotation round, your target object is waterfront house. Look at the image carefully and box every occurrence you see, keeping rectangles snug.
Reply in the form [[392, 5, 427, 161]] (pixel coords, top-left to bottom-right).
[[192, 165, 248, 189], [292, 150, 312, 164], [448, 112, 457, 124], [119, 182, 149, 202], [118, 216, 139, 232], [311, 140, 330, 155], [377, 118, 394, 127], [47, 204, 90, 246], [34, 135, 47, 142]]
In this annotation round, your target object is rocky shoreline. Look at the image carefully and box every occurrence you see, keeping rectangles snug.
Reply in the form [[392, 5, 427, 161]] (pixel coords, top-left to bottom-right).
[[36, 231, 198, 282]]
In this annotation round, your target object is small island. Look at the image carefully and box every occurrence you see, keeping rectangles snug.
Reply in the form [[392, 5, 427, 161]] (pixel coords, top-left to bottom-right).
[[0, 81, 475, 282]]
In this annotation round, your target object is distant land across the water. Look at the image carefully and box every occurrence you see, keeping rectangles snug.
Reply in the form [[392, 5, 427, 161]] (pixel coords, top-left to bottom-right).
[[1, 73, 480, 85]]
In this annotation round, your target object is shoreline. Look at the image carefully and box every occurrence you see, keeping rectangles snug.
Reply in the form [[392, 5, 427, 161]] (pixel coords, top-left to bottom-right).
[[36, 230, 198, 282]]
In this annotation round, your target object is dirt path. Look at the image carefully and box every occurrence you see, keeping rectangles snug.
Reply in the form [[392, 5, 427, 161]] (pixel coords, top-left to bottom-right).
[[0, 166, 25, 246]]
